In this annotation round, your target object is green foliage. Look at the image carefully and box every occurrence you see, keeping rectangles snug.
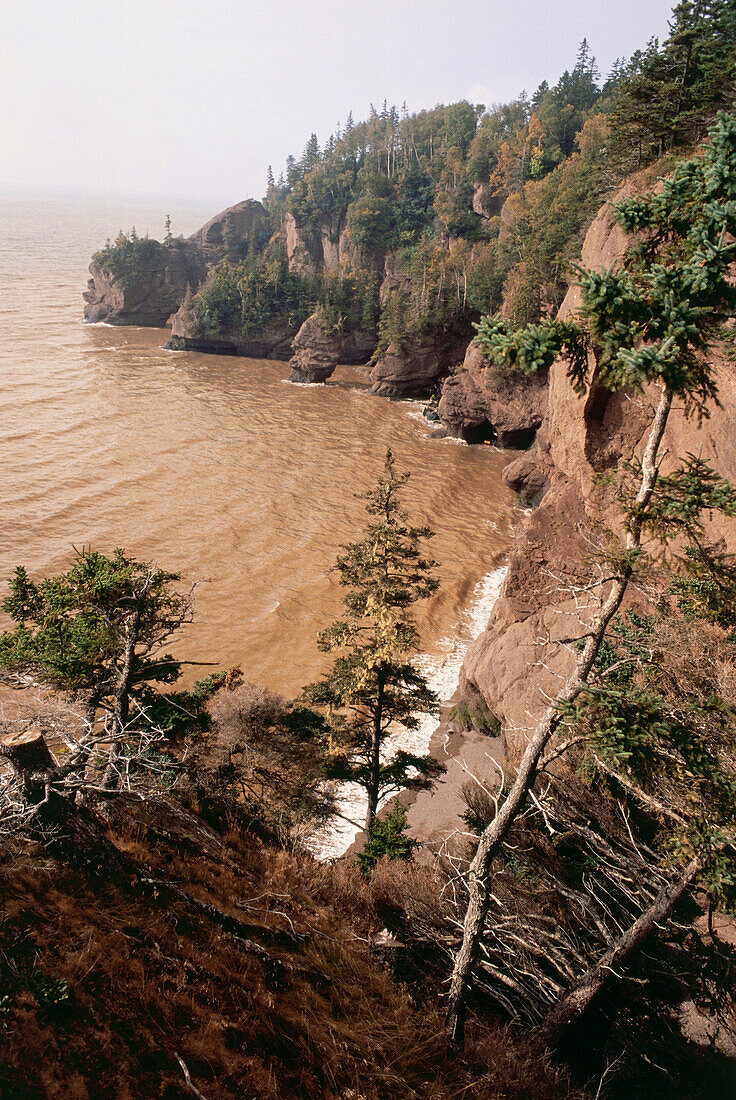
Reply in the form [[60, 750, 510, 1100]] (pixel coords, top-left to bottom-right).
[[624, 452, 736, 544], [561, 607, 736, 910], [347, 184, 398, 255], [193, 254, 315, 336], [498, 114, 620, 322], [376, 238, 485, 355], [314, 269, 380, 335], [189, 682, 335, 838], [138, 669, 235, 738], [670, 544, 736, 631], [30, 972, 70, 1008], [94, 233, 169, 290], [303, 450, 444, 828], [612, 0, 736, 161], [477, 114, 736, 418], [448, 701, 501, 735], [357, 802, 418, 874], [193, 254, 380, 339], [474, 315, 588, 381], [0, 547, 194, 725]]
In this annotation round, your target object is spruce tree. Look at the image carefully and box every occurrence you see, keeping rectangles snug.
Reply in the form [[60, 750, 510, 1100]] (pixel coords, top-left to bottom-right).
[[0, 547, 194, 750], [304, 450, 443, 830]]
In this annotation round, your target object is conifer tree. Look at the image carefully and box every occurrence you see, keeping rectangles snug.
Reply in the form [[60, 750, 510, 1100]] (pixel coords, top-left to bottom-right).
[[613, 0, 736, 160], [0, 548, 194, 755], [304, 450, 443, 830]]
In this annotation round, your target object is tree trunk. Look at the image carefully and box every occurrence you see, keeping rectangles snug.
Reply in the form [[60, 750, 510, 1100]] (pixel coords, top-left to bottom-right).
[[0, 727, 55, 802], [366, 670, 385, 830], [103, 582, 148, 789], [538, 858, 701, 1049], [445, 386, 673, 1050]]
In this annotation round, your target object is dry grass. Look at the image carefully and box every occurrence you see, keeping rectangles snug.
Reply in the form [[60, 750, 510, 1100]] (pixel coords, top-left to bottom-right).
[[0, 799, 584, 1099]]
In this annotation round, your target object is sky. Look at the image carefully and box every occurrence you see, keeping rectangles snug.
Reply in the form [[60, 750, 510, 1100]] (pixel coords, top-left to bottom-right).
[[1, 0, 675, 208]]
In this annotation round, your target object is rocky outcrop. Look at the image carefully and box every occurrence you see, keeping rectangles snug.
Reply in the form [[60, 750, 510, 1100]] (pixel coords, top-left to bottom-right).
[[501, 448, 551, 504], [284, 212, 321, 275], [167, 306, 296, 359], [83, 200, 267, 327], [187, 199, 267, 260], [284, 211, 364, 275], [368, 273, 470, 397], [437, 342, 548, 447], [472, 183, 505, 219], [83, 240, 206, 327], [497, 193, 521, 243], [369, 338, 463, 397], [340, 326, 376, 365], [288, 315, 342, 382], [458, 171, 736, 761]]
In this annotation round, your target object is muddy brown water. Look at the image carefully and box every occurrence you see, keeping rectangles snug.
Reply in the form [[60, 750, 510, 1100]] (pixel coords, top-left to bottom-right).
[[1, 196, 519, 850], [1, 194, 518, 698]]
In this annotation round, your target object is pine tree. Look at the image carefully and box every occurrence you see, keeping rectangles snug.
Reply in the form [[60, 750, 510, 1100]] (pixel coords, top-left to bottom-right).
[[164, 214, 173, 243], [0, 548, 194, 756], [304, 450, 444, 830], [301, 133, 321, 170], [613, 0, 736, 160]]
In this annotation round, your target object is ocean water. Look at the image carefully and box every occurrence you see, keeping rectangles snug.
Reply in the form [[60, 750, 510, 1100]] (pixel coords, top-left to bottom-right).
[[0, 192, 517, 852]]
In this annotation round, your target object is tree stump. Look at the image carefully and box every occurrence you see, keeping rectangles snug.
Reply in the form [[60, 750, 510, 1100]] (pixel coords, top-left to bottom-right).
[[0, 727, 54, 800]]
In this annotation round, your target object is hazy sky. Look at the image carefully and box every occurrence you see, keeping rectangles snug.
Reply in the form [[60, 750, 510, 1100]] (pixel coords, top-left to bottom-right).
[[2, 0, 675, 207]]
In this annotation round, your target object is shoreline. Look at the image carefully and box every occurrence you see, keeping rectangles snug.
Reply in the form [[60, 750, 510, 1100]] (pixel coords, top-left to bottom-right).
[[311, 563, 509, 861]]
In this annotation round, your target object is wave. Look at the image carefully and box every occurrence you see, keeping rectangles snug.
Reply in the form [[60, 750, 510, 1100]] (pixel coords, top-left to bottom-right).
[[309, 563, 508, 860]]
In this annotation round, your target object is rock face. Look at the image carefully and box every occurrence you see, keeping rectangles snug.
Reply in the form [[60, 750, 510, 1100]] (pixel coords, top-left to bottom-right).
[[168, 305, 296, 359], [367, 273, 470, 397], [284, 212, 321, 275], [458, 171, 736, 762], [472, 183, 505, 219], [437, 342, 548, 447], [83, 240, 206, 327], [369, 338, 463, 397], [83, 200, 267, 327], [284, 211, 364, 276], [288, 315, 343, 382], [187, 199, 267, 260], [501, 448, 551, 504]]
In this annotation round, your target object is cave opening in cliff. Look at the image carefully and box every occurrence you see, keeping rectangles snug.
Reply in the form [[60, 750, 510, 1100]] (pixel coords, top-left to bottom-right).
[[462, 421, 497, 446]]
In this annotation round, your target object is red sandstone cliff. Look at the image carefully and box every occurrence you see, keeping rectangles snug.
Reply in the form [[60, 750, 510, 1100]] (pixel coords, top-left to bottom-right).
[[459, 172, 736, 759]]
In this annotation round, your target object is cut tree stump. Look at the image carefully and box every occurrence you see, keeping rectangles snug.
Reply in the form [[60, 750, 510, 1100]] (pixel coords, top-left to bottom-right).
[[1, 727, 54, 770], [0, 727, 55, 799]]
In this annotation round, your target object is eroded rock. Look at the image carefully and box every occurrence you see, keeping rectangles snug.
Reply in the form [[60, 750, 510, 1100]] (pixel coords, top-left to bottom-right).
[[84, 200, 268, 328], [438, 342, 548, 447], [83, 240, 206, 327], [288, 315, 343, 383]]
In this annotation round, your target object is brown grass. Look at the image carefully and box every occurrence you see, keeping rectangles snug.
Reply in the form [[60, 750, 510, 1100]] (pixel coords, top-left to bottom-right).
[[0, 800, 584, 1099]]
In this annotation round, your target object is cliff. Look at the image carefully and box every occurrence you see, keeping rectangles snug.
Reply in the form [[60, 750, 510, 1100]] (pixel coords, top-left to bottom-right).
[[83, 200, 267, 327], [83, 238, 206, 327], [458, 172, 736, 760], [437, 342, 548, 446], [367, 274, 472, 397]]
